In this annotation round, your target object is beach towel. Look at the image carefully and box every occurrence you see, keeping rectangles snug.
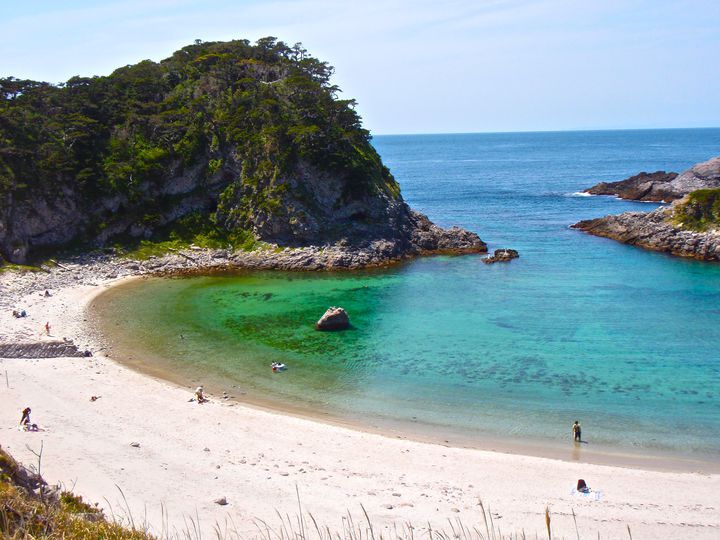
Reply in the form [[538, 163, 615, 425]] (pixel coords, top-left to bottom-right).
[[570, 488, 603, 501]]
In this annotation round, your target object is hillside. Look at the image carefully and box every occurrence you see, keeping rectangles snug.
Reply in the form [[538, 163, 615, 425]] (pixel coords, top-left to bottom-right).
[[0, 38, 484, 264]]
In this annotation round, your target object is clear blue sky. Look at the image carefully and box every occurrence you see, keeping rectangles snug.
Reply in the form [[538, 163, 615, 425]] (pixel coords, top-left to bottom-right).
[[2, 0, 718, 134]]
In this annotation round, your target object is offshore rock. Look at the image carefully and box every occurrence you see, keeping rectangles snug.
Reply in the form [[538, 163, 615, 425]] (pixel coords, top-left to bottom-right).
[[572, 205, 720, 261], [482, 248, 519, 264], [582, 156, 720, 202], [584, 171, 679, 202], [316, 307, 350, 331]]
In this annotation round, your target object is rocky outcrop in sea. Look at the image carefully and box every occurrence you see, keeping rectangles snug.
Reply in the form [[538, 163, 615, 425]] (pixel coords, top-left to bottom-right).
[[583, 156, 720, 202], [482, 248, 519, 264], [574, 156, 720, 261], [572, 205, 720, 261]]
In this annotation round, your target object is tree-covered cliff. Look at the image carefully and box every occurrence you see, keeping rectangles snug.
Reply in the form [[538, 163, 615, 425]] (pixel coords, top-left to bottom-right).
[[0, 38, 483, 264]]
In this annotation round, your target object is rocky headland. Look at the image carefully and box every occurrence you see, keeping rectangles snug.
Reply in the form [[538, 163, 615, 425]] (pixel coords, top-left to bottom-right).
[[572, 204, 720, 261], [0, 38, 485, 268], [574, 157, 720, 261], [583, 156, 720, 202]]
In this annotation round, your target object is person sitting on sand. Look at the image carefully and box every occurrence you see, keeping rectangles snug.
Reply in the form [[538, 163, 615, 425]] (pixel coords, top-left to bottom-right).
[[19, 407, 39, 431], [195, 386, 208, 403], [572, 420, 582, 442], [576, 478, 591, 493], [20, 407, 31, 427]]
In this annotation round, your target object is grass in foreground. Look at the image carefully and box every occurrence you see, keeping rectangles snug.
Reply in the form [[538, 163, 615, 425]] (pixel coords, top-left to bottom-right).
[[0, 445, 152, 539]]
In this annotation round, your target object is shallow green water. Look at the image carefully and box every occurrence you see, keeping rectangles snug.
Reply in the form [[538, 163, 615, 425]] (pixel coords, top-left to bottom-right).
[[97, 257, 720, 461]]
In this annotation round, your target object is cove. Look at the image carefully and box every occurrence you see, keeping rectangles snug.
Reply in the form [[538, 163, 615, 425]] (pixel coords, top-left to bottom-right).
[[93, 129, 720, 469]]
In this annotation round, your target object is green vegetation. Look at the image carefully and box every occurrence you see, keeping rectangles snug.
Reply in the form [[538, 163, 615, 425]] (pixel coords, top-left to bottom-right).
[[0, 38, 401, 263], [0, 446, 152, 539], [0, 263, 44, 273], [117, 212, 258, 259], [672, 188, 720, 231]]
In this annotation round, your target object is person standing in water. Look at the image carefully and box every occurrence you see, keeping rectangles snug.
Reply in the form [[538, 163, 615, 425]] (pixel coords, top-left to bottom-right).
[[572, 420, 582, 442]]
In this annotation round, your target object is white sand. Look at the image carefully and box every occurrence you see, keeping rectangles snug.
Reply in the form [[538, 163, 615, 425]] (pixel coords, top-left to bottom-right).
[[1, 277, 719, 539]]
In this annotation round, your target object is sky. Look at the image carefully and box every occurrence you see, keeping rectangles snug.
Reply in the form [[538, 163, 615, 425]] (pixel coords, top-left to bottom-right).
[[1, 0, 719, 134]]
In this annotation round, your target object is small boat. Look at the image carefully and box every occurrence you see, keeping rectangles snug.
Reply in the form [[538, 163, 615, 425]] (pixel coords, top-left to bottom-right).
[[271, 362, 286, 372]]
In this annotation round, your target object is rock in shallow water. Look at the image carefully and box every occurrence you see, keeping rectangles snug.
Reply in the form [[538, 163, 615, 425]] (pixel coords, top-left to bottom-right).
[[316, 307, 350, 330], [482, 249, 519, 264]]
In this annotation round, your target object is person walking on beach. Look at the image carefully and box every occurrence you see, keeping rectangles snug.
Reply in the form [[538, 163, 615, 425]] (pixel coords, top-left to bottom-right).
[[572, 420, 582, 442], [44, 321, 50, 335]]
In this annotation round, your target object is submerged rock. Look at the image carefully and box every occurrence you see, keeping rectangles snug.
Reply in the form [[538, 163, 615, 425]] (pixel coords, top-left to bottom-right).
[[316, 307, 350, 330], [482, 248, 519, 264]]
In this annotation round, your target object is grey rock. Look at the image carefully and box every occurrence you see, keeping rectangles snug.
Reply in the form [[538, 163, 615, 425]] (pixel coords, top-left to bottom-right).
[[583, 156, 720, 202], [316, 307, 350, 330], [572, 205, 720, 261], [482, 248, 519, 264], [214, 497, 228, 505]]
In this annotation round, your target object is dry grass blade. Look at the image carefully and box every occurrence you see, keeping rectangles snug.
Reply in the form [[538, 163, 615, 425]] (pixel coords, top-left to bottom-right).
[[296, 486, 306, 540], [571, 508, 579, 540], [360, 503, 375, 540], [544, 507, 551, 540], [308, 511, 324, 540], [478, 499, 491, 540]]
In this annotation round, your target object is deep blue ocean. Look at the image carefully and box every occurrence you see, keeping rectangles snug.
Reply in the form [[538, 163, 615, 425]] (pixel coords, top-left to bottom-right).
[[97, 128, 720, 465]]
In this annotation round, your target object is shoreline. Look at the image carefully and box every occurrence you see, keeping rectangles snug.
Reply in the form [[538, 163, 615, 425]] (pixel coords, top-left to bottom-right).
[[90, 280, 719, 475], [2, 255, 720, 538]]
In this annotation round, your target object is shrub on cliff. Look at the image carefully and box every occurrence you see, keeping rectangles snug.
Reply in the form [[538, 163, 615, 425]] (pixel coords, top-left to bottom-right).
[[672, 188, 720, 232]]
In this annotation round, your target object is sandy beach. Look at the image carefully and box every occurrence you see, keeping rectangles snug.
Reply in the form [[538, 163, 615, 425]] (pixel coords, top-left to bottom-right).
[[1, 264, 719, 539]]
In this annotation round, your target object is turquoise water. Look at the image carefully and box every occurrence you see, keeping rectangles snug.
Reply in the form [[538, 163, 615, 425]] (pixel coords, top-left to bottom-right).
[[97, 128, 720, 462]]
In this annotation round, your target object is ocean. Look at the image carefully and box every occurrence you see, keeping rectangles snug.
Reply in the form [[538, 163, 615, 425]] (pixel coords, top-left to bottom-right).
[[94, 128, 720, 466]]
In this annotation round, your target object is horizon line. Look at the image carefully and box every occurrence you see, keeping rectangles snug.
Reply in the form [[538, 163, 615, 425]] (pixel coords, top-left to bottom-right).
[[371, 126, 720, 137]]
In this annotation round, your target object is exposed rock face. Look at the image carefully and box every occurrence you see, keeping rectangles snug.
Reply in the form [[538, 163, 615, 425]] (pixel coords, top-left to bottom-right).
[[0, 155, 487, 265], [0, 163, 221, 263], [482, 248, 519, 264], [316, 307, 350, 330], [572, 206, 720, 261], [584, 171, 679, 201], [583, 157, 720, 202]]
